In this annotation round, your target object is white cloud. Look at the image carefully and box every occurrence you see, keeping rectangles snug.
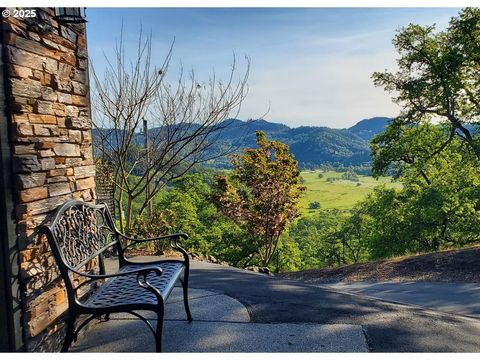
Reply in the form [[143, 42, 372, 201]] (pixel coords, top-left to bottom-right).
[[238, 48, 401, 128]]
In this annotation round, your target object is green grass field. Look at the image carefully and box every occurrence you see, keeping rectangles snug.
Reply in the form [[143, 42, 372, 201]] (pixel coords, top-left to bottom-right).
[[299, 170, 401, 215]]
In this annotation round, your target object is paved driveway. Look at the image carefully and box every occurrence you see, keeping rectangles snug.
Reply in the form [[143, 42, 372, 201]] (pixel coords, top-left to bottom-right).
[[189, 260, 480, 352], [325, 281, 480, 318]]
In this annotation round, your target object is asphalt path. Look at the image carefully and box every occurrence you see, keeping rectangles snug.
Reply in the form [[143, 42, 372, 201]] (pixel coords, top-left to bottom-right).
[[189, 260, 480, 352], [325, 281, 480, 318]]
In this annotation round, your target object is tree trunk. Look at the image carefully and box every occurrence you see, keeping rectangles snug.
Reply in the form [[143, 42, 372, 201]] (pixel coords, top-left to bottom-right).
[[117, 188, 124, 232], [126, 195, 133, 233]]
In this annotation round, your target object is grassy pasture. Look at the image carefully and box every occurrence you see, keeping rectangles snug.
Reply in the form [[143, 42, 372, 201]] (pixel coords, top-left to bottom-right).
[[300, 170, 401, 215]]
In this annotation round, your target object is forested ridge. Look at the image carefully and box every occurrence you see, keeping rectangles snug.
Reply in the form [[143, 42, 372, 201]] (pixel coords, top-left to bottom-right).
[[93, 116, 391, 169]]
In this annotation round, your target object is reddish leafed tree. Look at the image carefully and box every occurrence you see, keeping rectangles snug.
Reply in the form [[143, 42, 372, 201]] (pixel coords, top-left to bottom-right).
[[213, 131, 305, 267]]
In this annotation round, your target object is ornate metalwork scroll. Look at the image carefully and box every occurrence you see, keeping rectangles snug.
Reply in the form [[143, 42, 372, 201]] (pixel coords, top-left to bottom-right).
[[51, 203, 115, 269]]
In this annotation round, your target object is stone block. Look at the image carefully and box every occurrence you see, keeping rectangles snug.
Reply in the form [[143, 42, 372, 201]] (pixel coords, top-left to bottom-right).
[[48, 182, 72, 197], [74, 165, 95, 179], [52, 103, 66, 117], [28, 31, 41, 42], [16, 173, 47, 189], [3, 16, 27, 31], [46, 176, 67, 184], [3, 31, 17, 46], [10, 103, 33, 114], [15, 36, 61, 61], [15, 144, 36, 155], [40, 87, 56, 102], [68, 129, 82, 143], [55, 157, 65, 166], [52, 75, 72, 92], [10, 78, 42, 98], [28, 114, 57, 124], [3, 21, 27, 36], [60, 52, 76, 66], [39, 150, 55, 158], [60, 26, 77, 44], [35, 141, 55, 150], [21, 193, 74, 216], [8, 64, 33, 79], [65, 158, 82, 167], [43, 32, 75, 50], [40, 73, 53, 87], [33, 124, 59, 136], [81, 159, 94, 166], [81, 189, 93, 202], [71, 95, 88, 107], [11, 114, 29, 123], [39, 37, 60, 51], [82, 131, 92, 145], [75, 177, 95, 191], [72, 69, 86, 83], [14, 155, 41, 172], [34, 101, 54, 115], [20, 187, 49, 203], [80, 147, 93, 160], [5, 45, 58, 73], [77, 58, 88, 70], [58, 62, 74, 78], [71, 81, 87, 95], [15, 122, 34, 136], [77, 47, 88, 60], [53, 143, 80, 157], [57, 93, 72, 105], [65, 106, 79, 117], [48, 169, 66, 177], [40, 158, 56, 171], [65, 116, 91, 130], [77, 34, 86, 48], [8, 95, 36, 114], [56, 117, 66, 128]]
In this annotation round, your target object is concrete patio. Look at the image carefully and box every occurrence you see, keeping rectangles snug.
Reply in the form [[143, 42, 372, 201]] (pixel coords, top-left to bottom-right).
[[71, 286, 368, 352]]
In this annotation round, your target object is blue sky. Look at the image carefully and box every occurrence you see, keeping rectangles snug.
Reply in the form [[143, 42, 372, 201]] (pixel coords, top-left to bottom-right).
[[86, 7, 460, 128]]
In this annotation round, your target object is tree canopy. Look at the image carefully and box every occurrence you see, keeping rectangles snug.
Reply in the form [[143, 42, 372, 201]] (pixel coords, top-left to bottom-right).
[[372, 8, 480, 159], [213, 131, 305, 267]]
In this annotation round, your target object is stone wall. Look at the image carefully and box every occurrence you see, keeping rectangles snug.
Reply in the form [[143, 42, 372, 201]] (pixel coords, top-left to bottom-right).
[[1, 8, 95, 351]]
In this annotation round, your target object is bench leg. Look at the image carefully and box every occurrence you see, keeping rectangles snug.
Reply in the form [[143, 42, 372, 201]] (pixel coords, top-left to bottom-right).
[[61, 311, 76, 352], [155, 305, 164, 352], [181, 277, 193, 322]]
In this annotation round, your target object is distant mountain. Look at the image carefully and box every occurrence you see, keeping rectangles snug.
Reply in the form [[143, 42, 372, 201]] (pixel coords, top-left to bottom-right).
[[347, 117, 391, 140], [204, 117, 392, 168], [92, 117, 392, 169]]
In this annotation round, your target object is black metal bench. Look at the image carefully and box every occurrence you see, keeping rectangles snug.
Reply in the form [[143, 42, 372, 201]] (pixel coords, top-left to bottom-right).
[[39, 200, 193, 352]]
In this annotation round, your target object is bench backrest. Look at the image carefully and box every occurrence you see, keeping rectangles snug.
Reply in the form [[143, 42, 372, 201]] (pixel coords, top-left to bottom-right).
[[43, 200, 119, 272]]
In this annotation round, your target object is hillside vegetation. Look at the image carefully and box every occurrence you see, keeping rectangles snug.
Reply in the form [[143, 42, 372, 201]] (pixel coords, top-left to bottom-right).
[[281, 244, 480, 283]]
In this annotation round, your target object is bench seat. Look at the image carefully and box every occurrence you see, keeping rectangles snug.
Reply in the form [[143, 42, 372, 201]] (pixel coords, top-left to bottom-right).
[[84, 261, 185, 308]]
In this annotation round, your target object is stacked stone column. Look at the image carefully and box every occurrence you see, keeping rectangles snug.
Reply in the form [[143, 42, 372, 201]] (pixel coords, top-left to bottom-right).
[[1, 8, 96, 351]]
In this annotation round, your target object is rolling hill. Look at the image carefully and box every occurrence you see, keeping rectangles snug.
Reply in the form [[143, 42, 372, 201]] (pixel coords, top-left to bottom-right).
[[93, 117, 392, 168], [203, 117, 391, 167]]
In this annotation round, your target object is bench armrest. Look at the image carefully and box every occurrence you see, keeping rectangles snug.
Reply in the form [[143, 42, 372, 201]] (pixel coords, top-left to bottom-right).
[[119, 232, 188, 248], [119, 232, 190, 264], [118, 232, 188, 243]]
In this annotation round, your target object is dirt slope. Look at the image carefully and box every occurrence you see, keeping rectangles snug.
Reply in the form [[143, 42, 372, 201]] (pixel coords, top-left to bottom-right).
[[280, 245, 480, 283]]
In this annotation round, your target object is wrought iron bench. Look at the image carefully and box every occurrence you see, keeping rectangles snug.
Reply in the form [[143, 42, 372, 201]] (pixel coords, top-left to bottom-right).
[[39, 200, 193, 352]]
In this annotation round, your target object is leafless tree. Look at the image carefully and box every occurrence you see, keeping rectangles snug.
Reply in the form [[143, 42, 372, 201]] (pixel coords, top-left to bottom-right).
[[91, 29, 249, 232]]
